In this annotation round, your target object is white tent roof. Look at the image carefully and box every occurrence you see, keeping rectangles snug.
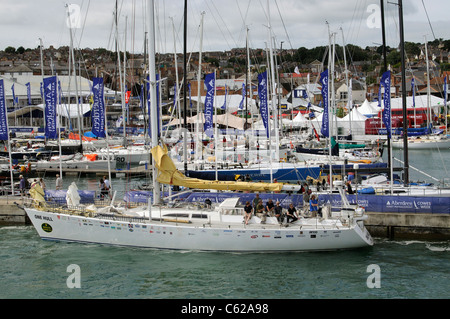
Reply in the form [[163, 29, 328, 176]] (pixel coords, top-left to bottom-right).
[[358, 99, 379, 115], [291, 112, 309, 127], [7, 103, 92, 119], [370, 95, 446, 111], [191, 95, 259, 114], [340, 107, 368, 122], [167, 112, 246, 130]]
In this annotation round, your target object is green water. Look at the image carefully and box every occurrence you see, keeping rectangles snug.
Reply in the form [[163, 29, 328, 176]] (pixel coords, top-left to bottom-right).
[[1, 226, 448, 299]]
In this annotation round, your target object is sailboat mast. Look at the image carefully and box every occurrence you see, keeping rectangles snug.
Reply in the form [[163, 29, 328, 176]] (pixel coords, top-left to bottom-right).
[[66, 5, 82, 147], [267, 0, 279, 167], [340, 27, 352, 136], [398, 0, 409, 184], [183, 0, 189, 173], [148, 0, 160, 204], [424, 36, 432, 128], [195, 12, 205, 164], [380, 0, 392, 180]]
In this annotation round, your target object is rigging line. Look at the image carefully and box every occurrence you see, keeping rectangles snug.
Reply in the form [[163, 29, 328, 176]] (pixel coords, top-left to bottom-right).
[[273, 0, 293, 51], [421, 0, 436, 40], [235, 0, 252, 46], [209, 0, 238, 50], [76, 0, 91, 49]]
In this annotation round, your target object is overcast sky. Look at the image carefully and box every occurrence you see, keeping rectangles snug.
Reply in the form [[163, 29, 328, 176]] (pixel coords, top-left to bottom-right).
[[1, 0, 449, 54]]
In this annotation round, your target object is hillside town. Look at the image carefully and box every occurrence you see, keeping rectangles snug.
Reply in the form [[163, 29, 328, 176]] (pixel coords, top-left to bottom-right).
[[0, 39, 449, 132]]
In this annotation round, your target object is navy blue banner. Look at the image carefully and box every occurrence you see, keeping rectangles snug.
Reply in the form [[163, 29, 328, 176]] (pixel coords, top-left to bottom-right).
[[91, 77, 106, 138], [121, 190, 450, 215], [318, 193, 450, 215], [26, 82, 32, 105], [204, 72, 216, 138], [0, 80, 9, 140], [444, 76, 447, 108], [258, 71, 269, 138], [381, 71, 391, 138], [239, 83, 245, 110], [320, 70, 329, 137], [43, 76, 58, 139]]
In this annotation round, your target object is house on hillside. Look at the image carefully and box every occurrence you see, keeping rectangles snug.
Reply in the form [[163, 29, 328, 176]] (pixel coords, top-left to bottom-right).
[[335, 79, 366, 107]]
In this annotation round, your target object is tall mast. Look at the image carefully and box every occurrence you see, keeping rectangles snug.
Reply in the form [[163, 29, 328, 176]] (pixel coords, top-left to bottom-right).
[[183, 1, 189, 172], [340, 27, 352, 136], [148, 0, 160, 204], [267, 0, 278, 177], [195, 12, 205, 164], [380, 0, 392, 180], [66, 4, 82, 147], [398, 0, 409, 184]]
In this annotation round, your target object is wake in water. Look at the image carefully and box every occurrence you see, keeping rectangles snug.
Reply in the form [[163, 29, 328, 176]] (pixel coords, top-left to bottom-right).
[[378, 238, 450, 252]]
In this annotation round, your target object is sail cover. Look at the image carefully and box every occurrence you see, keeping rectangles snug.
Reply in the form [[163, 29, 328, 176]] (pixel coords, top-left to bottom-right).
[[151, 145, 284, 192]]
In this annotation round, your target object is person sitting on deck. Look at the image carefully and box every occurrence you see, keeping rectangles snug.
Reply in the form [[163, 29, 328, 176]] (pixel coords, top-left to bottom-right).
[[265, 199, 275, 216], [255, 199, 267, 224], [244, 201, 253, 225], [286, 203, 298, 223], [274, 201, 284, 224]]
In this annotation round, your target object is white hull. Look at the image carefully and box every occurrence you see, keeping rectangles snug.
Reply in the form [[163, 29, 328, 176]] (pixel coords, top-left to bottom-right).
[[94, 147, 150, 164], [35, 159, 116, 171], [392, 136, 450, 149], [24, 204, 373, 252]]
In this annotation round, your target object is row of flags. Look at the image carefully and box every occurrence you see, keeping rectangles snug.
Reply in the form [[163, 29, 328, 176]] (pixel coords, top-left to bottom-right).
[[1, 71, 448, 142], [319, 70, 392, 139]]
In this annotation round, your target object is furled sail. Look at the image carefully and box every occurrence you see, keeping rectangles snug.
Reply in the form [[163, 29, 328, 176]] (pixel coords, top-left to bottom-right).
[[151, 145, 284, 192]]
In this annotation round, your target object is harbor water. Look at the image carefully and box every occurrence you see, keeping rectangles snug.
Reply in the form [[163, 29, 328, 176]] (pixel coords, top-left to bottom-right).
[[1, 149, 449, 299], [1, 225, 449, 299]]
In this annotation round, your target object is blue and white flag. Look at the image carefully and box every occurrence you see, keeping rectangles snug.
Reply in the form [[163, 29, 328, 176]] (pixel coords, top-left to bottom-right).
[[221, 86, 228, 110], [0, 80, 9, 140], [411, 78, 415, 108], [26, 82, 32, 105], [239, 83, 245, 110], [139, 84, 144, 110], [169, 85, 177, 113], [381, 71, 391, 138], [444, 76, 447, 111], [11, 84, 18, 106], [91, 77, 106, 138], [204, 72, 216, 138], [378, 81, 382, 108], [43, 76, 58, 139], [320, 70, 329, 137], [188, 83, 193, 109], [258, 71, 269, 138], [116, 115, 123, 128]]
